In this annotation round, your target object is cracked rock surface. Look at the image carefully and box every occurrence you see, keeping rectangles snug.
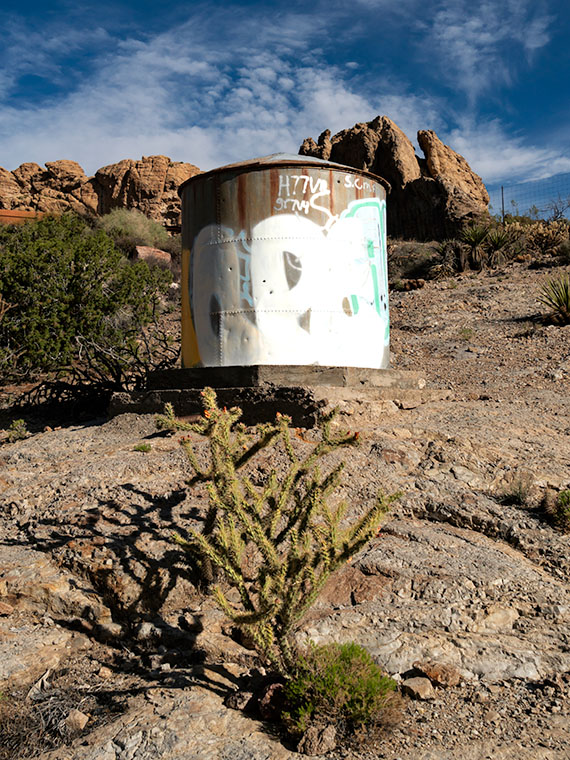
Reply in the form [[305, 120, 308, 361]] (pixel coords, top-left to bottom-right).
[[0, 263, 569, 759]]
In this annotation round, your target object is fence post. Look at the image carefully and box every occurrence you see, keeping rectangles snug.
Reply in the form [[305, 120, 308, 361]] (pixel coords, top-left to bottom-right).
[[501, 186, 505, 225]]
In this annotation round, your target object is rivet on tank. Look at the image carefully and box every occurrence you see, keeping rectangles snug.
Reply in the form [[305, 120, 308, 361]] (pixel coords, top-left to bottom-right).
[[178, 153, 391, 369]]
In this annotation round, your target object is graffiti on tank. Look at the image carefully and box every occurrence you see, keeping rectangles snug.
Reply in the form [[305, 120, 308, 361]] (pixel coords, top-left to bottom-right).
[[237, 230, 254, 309], [273, 174, 338, 230], [343, 175, 374, 192], [187, 192, 389, 368], [339, 198, 390, 342]]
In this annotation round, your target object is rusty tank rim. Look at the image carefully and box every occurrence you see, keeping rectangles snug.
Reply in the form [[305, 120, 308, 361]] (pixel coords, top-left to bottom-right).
[[0, 209, 44, 218], [178, 152, 391, 196]]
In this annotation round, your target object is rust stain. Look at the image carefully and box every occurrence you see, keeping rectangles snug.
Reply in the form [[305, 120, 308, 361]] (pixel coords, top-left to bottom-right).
[[237, 173, 246, 230], [270, 168, 279, 212], [0, 209, 45, 226]]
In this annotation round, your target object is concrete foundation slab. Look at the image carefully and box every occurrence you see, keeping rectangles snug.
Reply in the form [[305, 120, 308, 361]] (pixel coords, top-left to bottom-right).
[[109, 367, 432, 427], [146, 366, 426, 391]]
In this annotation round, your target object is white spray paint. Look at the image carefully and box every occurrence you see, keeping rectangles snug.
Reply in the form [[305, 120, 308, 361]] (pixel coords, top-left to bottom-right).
[[188, 196, 389, 368]]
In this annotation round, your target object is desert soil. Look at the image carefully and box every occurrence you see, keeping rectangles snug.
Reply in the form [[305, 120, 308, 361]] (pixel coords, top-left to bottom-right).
[[0, 261, 569, 759]]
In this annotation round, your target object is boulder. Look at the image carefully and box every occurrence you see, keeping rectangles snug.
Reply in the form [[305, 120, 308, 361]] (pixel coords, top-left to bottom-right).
[[299, 116, 489, 240], [94, 155, 201, 225], [417, 130, 489, 207], [134, 245, 172, 268]]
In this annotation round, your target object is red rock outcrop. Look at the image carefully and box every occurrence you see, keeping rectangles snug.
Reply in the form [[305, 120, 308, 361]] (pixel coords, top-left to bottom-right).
[[300, 116, 489, 240], [0, 156, 201, 229]]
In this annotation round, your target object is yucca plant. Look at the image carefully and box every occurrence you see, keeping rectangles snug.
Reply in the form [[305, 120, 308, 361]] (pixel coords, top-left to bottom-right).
[[436, 239, 467, 274], [460, 223, 489, 269], [484, 227, 513, 267], [157, 390, 398, 676], [538, 273, 570, 324]]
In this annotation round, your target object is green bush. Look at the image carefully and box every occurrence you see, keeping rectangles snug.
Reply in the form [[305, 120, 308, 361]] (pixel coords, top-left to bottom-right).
[[6, 419, 30, 443], [553, 490, 570, 533], [157, 390, 398, 676], [538, 273, 570, 324], [0, 213, 171, 381], [282, 642, 397, 736]]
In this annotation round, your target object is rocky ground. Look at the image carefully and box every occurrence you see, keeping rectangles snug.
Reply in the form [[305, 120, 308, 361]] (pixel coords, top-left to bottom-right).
[[0, 260, 569, 759]]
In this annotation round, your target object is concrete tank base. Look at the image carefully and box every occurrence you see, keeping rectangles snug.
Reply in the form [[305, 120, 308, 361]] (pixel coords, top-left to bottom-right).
[[145, 365, 425, 391], [108, 366, 435, 427]]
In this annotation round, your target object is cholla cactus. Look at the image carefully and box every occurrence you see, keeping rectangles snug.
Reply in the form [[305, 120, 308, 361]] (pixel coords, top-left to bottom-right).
[[159, 389, 398, 676]]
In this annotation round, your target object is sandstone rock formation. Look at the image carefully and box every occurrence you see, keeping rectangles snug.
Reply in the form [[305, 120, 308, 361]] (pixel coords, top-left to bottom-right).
[[299, 116, 489, 240], [0, 155, 201, 229]]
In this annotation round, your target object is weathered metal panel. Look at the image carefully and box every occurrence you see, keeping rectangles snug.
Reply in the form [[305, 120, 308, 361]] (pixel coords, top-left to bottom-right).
[[180, 155, 389, 369], [0, 209, 45, 225]]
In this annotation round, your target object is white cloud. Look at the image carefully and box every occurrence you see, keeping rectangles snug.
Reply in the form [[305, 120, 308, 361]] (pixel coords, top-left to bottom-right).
[[0, 6, 442, 176], [445, 118, 570, 185], [419, 0, 553, 101], [0, 0, 566, 192]]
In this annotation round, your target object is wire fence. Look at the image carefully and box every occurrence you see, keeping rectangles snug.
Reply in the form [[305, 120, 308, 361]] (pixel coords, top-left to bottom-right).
[[487, 172, 570, 222]]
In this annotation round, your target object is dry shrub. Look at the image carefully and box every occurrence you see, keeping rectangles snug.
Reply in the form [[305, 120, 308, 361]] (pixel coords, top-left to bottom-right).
[[507, 220, 569, 257]]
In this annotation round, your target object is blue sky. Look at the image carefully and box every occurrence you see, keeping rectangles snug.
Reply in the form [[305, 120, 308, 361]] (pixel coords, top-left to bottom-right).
[[1, 0, 569, 190]]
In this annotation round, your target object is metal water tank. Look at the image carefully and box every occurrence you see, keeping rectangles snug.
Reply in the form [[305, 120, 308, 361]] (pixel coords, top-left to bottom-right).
[[178, 153, 390, 369]]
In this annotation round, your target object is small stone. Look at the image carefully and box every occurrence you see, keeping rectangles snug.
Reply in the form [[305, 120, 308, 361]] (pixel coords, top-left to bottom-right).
[[98, 665, 113, 679], [97, 622, 123, 640], [258, 681, 284, 720], [413, 660, 462, 688], [401, 677, 436, 701], [64, 709, 89, 732], [451, 464, 480, 486], [224, 689, 255, 711], [69, 634, 92, 652], [297, 724, 337, 756], [484, 709, 500, 723], [137, 621, 158, 641], [474, 606, 519, 632]]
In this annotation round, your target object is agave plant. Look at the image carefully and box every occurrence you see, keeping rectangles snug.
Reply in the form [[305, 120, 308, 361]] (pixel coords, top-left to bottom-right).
[[459, 223, 489, 269], [538, 273, 570, 324], [484, 227, 513, 267], [436, 239, 467, 273]]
